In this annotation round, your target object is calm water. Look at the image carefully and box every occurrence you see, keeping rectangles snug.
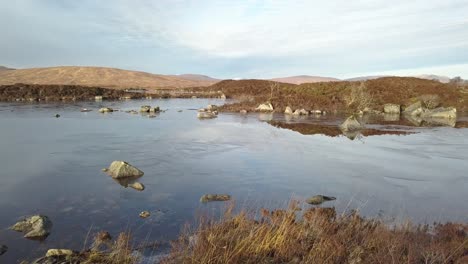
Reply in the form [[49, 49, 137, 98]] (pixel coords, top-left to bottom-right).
[[0, 99, 467, 262]]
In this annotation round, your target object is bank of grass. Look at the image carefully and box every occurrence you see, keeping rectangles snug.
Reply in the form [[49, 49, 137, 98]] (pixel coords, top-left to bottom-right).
[[189, 77, 468, 113], [161, 202, 467, 264]]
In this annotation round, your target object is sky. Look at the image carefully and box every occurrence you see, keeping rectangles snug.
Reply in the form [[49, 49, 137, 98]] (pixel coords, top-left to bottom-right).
[[1, 0, 468, 79]]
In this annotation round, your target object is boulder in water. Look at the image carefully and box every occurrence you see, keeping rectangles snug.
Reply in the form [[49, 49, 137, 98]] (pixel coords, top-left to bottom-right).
[[284, 106, 293, 115], [140, 105, 151, 112], [421, 107, 457, 119], [197, 111, 217, 119], [45, 249, 75, 257], [139, 211, 150, 218], [403, 101, 423, 116], [11, 215, 52, 239], [240, 109, 248, 114], [306, 195, 336, 205], [98, 107, 113, 113], [106, 161, 144, 179], [256, 103, 274, 112]]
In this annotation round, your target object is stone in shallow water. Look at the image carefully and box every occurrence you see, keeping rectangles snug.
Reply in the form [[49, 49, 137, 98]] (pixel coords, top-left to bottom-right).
[[45, 249, 75, 257], [197, 111, 217, 119], [106, 161, 144, 179], [256, 103, 274, 112], [139, 211, 151, 218], [11, 215, 52, 239], [98, 107, 113, 113], [200, 194, 231, 203], [306, 195, 336, 205], [340, 116, 364, 132]]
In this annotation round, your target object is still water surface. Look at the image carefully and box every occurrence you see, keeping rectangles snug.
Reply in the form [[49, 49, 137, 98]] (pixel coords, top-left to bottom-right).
[[0, 99, 467, 262]]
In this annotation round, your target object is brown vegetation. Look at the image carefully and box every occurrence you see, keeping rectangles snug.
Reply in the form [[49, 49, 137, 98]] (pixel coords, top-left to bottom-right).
[[162, 203, 468, 264], [0, 66, 218, 90], [190, 77, 468, 113], [0, 83, 148, 101]]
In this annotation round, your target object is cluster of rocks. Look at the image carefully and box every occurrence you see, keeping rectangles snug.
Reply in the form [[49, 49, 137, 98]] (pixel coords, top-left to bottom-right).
[[380, 102, 457, 126], [284, 107, 325, 116], [10, 215, 52, 239], [139, 105, 160, 113], [197, 104, 219, 119]]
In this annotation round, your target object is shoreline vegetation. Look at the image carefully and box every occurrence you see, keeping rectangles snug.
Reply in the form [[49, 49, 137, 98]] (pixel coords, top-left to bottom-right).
[[25, 203, 468, 263], [1, 77, 467, 114]]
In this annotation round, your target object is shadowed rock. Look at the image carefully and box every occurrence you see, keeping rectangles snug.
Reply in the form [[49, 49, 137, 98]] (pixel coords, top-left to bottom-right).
[[0, 245, 7, 256], [306, 195, 336, 205], [11, 215, 52, 239], [200, 194, 231, 203]]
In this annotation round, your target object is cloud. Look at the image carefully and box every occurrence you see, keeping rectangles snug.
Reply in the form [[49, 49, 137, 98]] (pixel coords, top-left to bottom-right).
[[0, 0, 467, 78]]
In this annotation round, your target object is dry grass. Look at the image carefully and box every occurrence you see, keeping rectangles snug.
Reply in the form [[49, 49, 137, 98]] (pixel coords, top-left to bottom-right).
[[161, 202, 468, 264]]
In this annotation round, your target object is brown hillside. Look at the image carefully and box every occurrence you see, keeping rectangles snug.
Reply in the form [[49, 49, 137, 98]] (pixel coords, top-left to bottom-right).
[[193, 77, 468, 112], [0, 66, 218, 90]]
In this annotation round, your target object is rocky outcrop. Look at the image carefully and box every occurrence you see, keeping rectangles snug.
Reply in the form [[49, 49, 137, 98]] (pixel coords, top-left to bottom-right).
[[200, 194, 231, 203], [256, 103, 274, 112], [383, 104, 401, 114], [11, 215, 52, 239], [339, 116, 364, 132], [98, 107, 113, 113], [284, 106, 293, 115], [106, 161, 144, 179]]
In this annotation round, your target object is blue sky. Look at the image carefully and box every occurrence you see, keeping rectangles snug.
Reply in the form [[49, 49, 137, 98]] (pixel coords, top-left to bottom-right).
[[1, 0, 467, 79]]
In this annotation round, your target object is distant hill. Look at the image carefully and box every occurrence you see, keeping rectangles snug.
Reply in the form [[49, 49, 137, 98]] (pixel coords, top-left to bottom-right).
[[346, 75, 391, 82], [270, 75, 340, 84], [173, 74, 219, 82], [0, 66, 15, 71], [0, 66, 218, 89]]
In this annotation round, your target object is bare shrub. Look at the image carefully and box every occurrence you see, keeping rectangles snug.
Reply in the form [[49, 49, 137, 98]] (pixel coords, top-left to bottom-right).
[[344, 82, 373, 111], [419, 94, 440, 109]]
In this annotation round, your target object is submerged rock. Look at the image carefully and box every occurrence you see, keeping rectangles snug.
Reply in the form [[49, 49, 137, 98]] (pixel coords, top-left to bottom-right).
[[340, 116, 364, 132], [383, 104, 401, 114], [45, 249, 75, 257], [197, 111, 217, 119], [54, 114, 60, 118], [0, 245, 7, 256], [98, 107, 113, 113], [284, 106, 293, 115], [200, 194, 231, 203], [128, 182, 145, 191], [80, 108, 92, 112], [306, 195, 336, 205], [11, 215, 52, 239], [125, 110, 138, 114], [106, 161, 144, 179], [139, 211, 151, 218], [256, 103, 274, 112]]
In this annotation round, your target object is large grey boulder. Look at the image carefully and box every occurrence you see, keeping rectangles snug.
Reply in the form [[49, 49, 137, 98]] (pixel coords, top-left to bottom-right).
[[256, 103, 274, 112], [11, 215, 52, 239], [284, 106, 293, 115], [421, 107, 457, 119], [107, 161, 144, 179], [403, 101, 423, 116], [383, 104, 401, 114], [340, 116, 365, 132]]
